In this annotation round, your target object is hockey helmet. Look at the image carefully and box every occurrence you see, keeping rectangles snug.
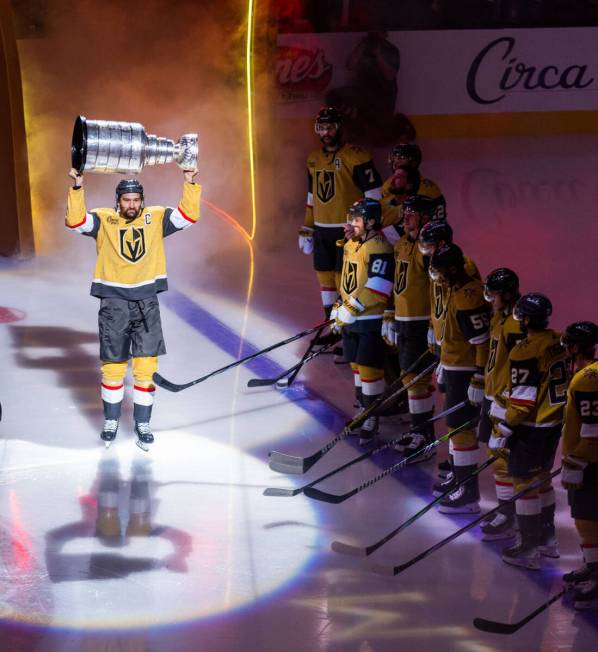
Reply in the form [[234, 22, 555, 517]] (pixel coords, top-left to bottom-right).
[[484, 268, 520, 302], [388, 143, 422, 169], [348, 198, 382, 229], [418, 221, 453, 255], [402, 195, 437, 221], [116, 179, 144, 201], [513, 293, 552, 329], [315, 106, 343, 137], [561, 321, 598, 353]]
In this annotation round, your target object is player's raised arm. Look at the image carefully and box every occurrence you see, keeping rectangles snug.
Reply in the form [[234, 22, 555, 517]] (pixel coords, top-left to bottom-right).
[[65, 168, 99, 236]]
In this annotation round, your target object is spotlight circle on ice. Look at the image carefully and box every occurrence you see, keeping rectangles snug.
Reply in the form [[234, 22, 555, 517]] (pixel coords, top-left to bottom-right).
[[71, 115, 198, 174]]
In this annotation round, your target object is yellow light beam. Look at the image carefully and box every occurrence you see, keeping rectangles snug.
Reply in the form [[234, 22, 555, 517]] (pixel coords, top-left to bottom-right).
[[246, 0, 257, 240]]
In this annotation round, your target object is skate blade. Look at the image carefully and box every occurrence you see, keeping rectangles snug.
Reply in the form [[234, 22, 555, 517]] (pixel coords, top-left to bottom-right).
[[136, 440, 150, 452], [438, 503, 480, 514], [104, 441, 112, 449]]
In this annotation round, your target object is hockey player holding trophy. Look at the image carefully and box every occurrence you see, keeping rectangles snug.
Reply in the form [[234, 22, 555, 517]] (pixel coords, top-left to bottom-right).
[[66, 117, 200, 450]]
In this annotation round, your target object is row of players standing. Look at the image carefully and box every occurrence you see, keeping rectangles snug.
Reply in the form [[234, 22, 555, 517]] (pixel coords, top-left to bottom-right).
[[297, 106, 598, 609]]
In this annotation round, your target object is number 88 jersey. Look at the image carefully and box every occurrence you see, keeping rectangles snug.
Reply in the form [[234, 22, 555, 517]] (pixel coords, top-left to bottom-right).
[[562, 361, 598, 462], [505, 330, 569, 427]]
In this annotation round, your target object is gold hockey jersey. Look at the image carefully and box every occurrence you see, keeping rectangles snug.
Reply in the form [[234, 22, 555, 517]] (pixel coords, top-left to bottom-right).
[[562, 361, 598, 462], [380, 175, 444, 229], [393, 235, 431, 321], [485, 311, 524, 411], [340, 234, 394, 320], [66, 182, 201, 300], [305, 144, 382, 228], [430, 255, 480, 345], [505, 330, 568, 428], [440, 278, 490, 370]]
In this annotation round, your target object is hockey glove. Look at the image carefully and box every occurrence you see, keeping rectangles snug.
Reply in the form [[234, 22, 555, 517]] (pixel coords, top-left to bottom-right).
[[435, 363, 446, 392], [561, 456, 588, 490], [467, 372, 485, 406], [333, 296, 364, 333], [298, 226, 314, 255], [381, 310, 398, 347], [488, 422, 513, 458]]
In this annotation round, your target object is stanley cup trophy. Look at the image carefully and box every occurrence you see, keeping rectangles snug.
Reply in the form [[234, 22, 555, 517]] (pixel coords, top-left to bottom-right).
[[71, 116, 198, 174]]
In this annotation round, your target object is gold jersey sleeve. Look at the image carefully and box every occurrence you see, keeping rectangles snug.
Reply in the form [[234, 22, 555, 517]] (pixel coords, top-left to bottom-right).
[[440, 279, 490, 370], [505, 330, 568, 427], [485, 312, 524, 405], [431, 256, 481, 345], [393, 235, 430, 321], [562, 361, 598, 462], [304, 143, 382, 228], [66, 183, 201, 300], [340, 234, 394, 318]]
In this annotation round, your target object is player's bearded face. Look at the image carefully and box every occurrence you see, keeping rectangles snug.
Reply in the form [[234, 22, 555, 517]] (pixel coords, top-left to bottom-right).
[[119, 193, 143, 219], [315, 122, 339, 147], [350, 216, 365, 239]]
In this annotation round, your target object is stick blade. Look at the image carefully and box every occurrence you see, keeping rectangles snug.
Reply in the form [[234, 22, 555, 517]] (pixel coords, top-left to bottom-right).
[[152, 373, 184, 393], [303, 487, 351, 504], [368, 562, 399, 576], [330, 540, 368, 557], [473, 618, 519, 635], [247, 378, 276, 388], [268, 460, 307, 475], [263, 487, 300, 497], [268, 450, 305, 465]]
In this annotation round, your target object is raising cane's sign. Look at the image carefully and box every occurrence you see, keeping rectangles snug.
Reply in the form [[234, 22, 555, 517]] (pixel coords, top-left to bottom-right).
[[277, 27, 598, 116]]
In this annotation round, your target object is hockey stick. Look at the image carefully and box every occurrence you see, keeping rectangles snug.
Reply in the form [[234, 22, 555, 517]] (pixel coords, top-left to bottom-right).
[[264, 401, 470, 497], [371, 467, 561, 576], [153, 319, 332, 392], [280, 322, 329, 388], [303, 418, 475, 504], [268, 353, 438, 474], [331, 455, 498, 556], [473, 588, 567, 635], [247, 339, 334, 388]]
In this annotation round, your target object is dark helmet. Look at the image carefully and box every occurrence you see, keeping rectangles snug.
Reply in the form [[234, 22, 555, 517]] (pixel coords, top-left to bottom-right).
[[402, 194, 437, 220], [348, 198, 382, 228], [315, 106, 343, 125], [115, 178, 144, 201], [561, 321, 598, 353], [513, 293, 552, 329], [388, 143, 422, 169], [418, 221, 452, 256], [484, 268, 520, 302], [430, 243, 465, 272]]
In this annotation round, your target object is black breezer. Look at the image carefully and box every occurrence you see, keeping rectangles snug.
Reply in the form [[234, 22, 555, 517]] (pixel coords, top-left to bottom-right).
[[342, 320, 386, 369], [396, 320, 429, 373], [568, 462, 598, 520], [444, 369, 479, 428], [313, 225, 344, 272], [506, 424, 561, 479], [99, 297, 166, 361], [477, 397, 493, 444]]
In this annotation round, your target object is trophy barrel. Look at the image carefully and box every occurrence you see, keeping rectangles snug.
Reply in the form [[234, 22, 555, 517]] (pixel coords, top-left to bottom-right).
[[71, 116, 198, 174]]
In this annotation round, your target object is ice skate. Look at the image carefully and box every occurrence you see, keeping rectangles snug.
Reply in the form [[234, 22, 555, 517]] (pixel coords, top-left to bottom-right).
[[100, 419, 119, 448], [135, 422, 154, 452]]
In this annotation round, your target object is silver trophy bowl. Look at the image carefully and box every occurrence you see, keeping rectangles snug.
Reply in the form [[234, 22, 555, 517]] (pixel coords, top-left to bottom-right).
[[71, 116, 198, 174]]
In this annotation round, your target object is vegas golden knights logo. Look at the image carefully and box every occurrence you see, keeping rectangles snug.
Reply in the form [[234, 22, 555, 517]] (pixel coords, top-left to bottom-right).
[[487, 337, 498, 373], [394, 260, 408, 295], [433, 284, 444, 319], [119, 226, 146, 263], [315, 170, 335, 203], [342, 261, 358, 294]]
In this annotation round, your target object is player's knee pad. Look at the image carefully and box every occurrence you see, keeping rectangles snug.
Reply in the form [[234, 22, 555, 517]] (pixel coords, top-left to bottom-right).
[[132, 356, 158, 386], [575, 519, 598, 546], [101, 360, 128, 384], [316, 271, 338, 307], [359, 365, 384, 397]]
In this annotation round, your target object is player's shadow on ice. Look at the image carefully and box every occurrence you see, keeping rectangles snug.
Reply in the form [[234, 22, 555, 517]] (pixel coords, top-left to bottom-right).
[[10, 325, 126, 444]]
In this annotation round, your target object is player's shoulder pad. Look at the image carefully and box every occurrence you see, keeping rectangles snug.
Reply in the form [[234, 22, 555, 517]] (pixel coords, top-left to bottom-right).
[[455, 280, 485, 310], [306, 149, 320, 168], [510, 335, 535, 361], [580, 362, 598, 386], [464, 255, 480, 279], [419, 177, 441, 197], [94, 208, 117, 220], [344, 144, 373, 164], [369, 234, 394, 252]]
